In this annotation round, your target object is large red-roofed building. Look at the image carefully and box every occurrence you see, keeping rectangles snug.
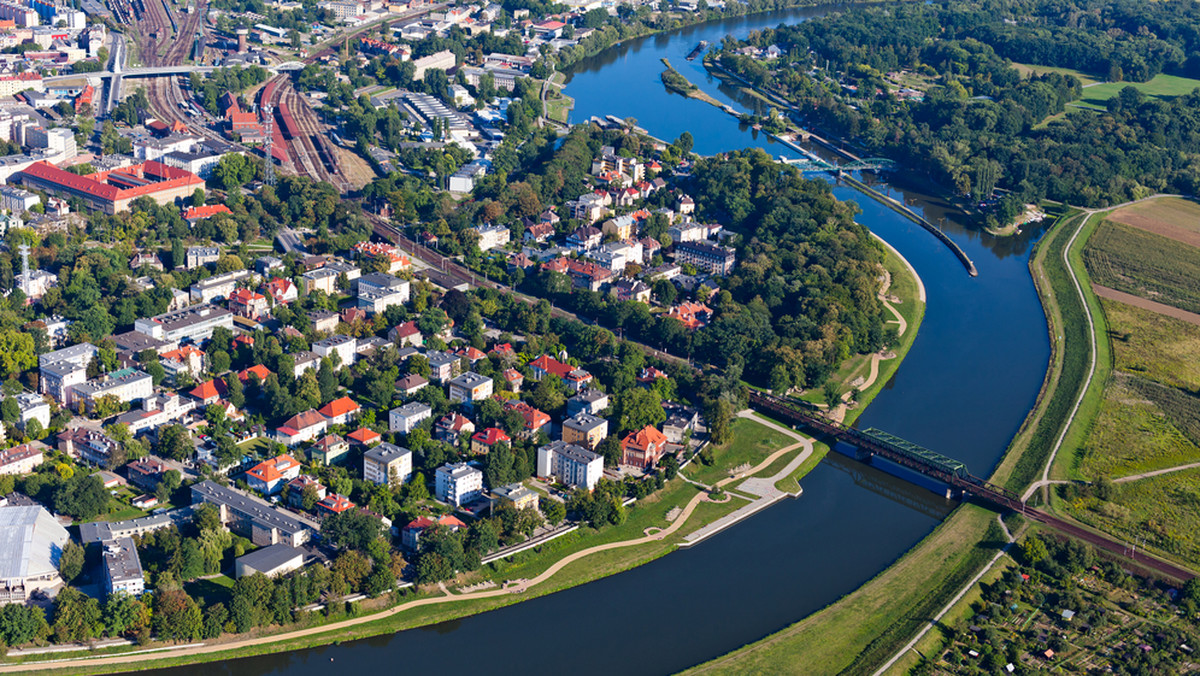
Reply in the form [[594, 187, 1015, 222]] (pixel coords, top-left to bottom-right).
[[17, 160, 204, 214]]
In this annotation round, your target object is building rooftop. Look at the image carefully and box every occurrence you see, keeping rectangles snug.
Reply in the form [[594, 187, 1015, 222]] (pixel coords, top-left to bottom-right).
[[236, 542, 304, 572], [101, 537, 143, 584], [0, 504, 69, 582], [191, 480, 311, 535], [364, 442, 411, 464]]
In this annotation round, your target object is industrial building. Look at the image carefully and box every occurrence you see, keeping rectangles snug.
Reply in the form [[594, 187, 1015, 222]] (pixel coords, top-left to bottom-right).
[[16, 160, 204, 214]]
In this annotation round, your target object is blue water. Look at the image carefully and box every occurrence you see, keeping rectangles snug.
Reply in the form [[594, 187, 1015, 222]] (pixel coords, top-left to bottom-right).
[[147, 6, 1051, 675]]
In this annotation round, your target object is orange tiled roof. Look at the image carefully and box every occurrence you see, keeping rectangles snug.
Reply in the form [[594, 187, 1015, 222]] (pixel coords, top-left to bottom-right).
[[318, 396, 359, 418], [247, 454, 300, 483], [622, 425, 668, 452]]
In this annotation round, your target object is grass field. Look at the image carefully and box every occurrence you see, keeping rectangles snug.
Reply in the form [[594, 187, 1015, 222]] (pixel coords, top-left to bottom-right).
[[683, 417, 793, 486], [1105, 297, 1200, 392], [1012, 62, 1098, 87], [1064, 468, 1200, 570], [1084, 221, 1200, 315], [1080, 73, 1200, 108], [684, 505, 1003, 676], [1076, 374, 1200, 479]]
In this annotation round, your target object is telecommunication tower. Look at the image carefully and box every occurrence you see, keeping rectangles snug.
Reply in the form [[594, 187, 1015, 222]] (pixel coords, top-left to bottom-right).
[[263, 104, 277, 187]]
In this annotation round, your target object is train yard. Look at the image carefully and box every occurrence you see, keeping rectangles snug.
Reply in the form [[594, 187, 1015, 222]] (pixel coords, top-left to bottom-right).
[[258, 75, 351, 191]]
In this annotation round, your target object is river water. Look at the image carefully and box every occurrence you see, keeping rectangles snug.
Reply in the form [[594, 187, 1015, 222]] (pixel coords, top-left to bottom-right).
[[149, 6, 1051, 675]]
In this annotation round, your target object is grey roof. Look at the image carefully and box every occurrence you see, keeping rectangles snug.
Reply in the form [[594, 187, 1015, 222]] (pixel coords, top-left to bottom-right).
[[0, 505, 69, 582], [236, 542, 304, 573], [191, 481, 311, 535], [79, 507, 193, 544], [110, 331, 169, 354], [564, 412, 607, 432], [39, 360, 86, 379], [39, 342, 97, 368], [365, 442, 411, 464], [356, 272, 406, 291], [571, 390, 608, 404], [101, 537, 143, 584], [393, 402, 431, 418], [448, 372, 491, 388]]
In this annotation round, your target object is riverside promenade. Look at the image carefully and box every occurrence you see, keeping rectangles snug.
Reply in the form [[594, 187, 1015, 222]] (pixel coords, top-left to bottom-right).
[[681, 412, 812, 548]]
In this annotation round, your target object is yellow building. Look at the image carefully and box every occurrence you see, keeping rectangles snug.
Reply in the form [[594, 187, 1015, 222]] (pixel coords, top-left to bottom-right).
[[562, 412, 608, 450]]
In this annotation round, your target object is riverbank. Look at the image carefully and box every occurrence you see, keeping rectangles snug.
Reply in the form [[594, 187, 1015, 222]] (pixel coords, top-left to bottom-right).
[[0, 416, 826, 675]]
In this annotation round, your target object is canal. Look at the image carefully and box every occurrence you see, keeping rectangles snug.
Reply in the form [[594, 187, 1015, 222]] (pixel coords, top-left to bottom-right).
[[149, 5, 1052, 675]]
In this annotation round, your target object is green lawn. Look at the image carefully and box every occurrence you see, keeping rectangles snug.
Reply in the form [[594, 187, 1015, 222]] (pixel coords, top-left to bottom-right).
[[238, 437, 274, 456], [1080, 73, 1200, 108], [1012, 62, 1098, 87], [683, 417, 794, 486], [1077, 375, 1200, 479], [187, 575, 236, 606]]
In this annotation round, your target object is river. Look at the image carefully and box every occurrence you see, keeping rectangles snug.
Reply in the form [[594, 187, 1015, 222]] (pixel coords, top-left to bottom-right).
[[148, 5, 1051, 675]]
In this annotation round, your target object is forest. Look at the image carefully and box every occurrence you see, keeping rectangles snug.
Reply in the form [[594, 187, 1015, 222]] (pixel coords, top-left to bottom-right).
[[717, 0, 1200, 215]]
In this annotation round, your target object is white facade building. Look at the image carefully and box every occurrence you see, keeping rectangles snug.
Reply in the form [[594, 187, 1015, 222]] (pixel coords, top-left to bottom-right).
[[435, 462, 483, 506]]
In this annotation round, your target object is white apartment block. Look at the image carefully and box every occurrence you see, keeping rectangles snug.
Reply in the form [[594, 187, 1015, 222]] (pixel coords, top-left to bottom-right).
[[435, 462, 483, 506], [363, 443, 413, 487], [537, 440, 603, 491], [389, 402, 432, 435]]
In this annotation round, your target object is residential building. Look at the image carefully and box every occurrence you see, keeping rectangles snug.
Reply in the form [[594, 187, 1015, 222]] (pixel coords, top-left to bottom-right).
[[347, 427, 381, 447], [426, 350, 460, 382], [395, 373, 428, 396], [115, 393, 196, 436], [315, 493, 354, 517], [301, 267, 339, 295], [310, 335, 357, 369], [390, 402, 432, 434], [562, 412, 608, 450], [246, 454, 302, 495], [662, 403, 700, 443], [400, 514, 465, 551], [0, 443, 43, 475], [317, 396, 360, 425], [363, 443, 412, 486], [126, 457, 168, 491], [291, 351, 321, 378], [529, 354, 593, 392], [492, 483, 538, 512], [537, 440, 603, 491], [101, 538, 144, 597], [228, 288, 268, 319], [79, 508, 193, 544], [309, 435, 349, 466], [308, 310, 339, 334], [567, 225, 603, 251], [474, 223, 510, 251], [435, 462, 484, 506], [434, 413, 475, 445], [389, 321, 422, 347], [447, 372, 493, 403], [191, 480, 316, 547], [159, 345, 206, 384], [502, 401, 551, 439], [353, 242, 408, 274], [621, 425, 669, 469], [412, 49, 456, 81], [667, 301, 714, 330], [235, 543, 305, 578], [674, 240, 737, 275], [134, 305, 235, 344], [286, 475, 326, 508], [275, 409, 329, 447], [185, 246, 220, 269], [470, 427, 511, 455], [264, 277, 298, 305], [190, 269, 254, 304], [12, 393, 49, 431], [611, 279, 651, 303], [188, 379, 228, 406]]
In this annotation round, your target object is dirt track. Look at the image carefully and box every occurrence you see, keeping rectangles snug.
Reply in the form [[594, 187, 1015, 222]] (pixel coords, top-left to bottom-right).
[[1093, 283, 1200, 327]]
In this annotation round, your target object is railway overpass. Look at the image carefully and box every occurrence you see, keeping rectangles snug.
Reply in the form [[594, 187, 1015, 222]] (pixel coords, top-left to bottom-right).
[[747, 390, 1196, 581]]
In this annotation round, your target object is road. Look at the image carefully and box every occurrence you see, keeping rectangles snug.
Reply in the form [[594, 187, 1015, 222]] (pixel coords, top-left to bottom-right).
[[275, 227, 306, 254]]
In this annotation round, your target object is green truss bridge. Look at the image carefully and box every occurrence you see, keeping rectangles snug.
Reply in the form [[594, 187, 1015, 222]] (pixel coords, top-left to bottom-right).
[[778, 156, 896, 172]]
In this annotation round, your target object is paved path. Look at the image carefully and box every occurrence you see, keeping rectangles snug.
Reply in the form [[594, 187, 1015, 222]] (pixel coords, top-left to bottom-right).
[[3, 423, 819, 673], [871, 515, 1019, 676], [1023, 194, 1186, 502], [682, 413, 812, 547]]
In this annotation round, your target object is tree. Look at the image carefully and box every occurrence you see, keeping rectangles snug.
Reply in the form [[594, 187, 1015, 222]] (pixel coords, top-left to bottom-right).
[[0, 602, 50, 646], [1020, 535, 1049, 565], [542, 499, 565, 525], [193, 503, 222, 532], [52, 587, 101, 643], [0, 396, 17, 424], [531, 375, 565, 414], [53, 473, 108, 520], [673, 131, 694, 156], [59, 540, 84, 583], [156, 425, 192, 461], [0, 330, 36, 379], [616, 388, 665, 433], [301, 483, 320, 511], [321, 510, 384, 551], [153, 589, 202, 642], [103, 592, 150, 638]]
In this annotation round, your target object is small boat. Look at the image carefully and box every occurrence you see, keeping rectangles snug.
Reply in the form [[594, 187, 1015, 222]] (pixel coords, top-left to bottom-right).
[[686, 41, 709, 61]]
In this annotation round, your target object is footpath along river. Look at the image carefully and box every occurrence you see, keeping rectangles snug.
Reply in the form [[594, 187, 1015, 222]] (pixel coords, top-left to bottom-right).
[[148, 5, 1052, 675]]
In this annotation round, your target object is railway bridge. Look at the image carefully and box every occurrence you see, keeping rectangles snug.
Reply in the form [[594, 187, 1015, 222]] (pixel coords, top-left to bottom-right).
[[747, 391, 1197, 581]]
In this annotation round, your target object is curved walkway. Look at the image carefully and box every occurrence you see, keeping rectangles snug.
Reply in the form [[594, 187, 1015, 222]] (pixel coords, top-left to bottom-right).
[[3, 420, 816, 674]]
